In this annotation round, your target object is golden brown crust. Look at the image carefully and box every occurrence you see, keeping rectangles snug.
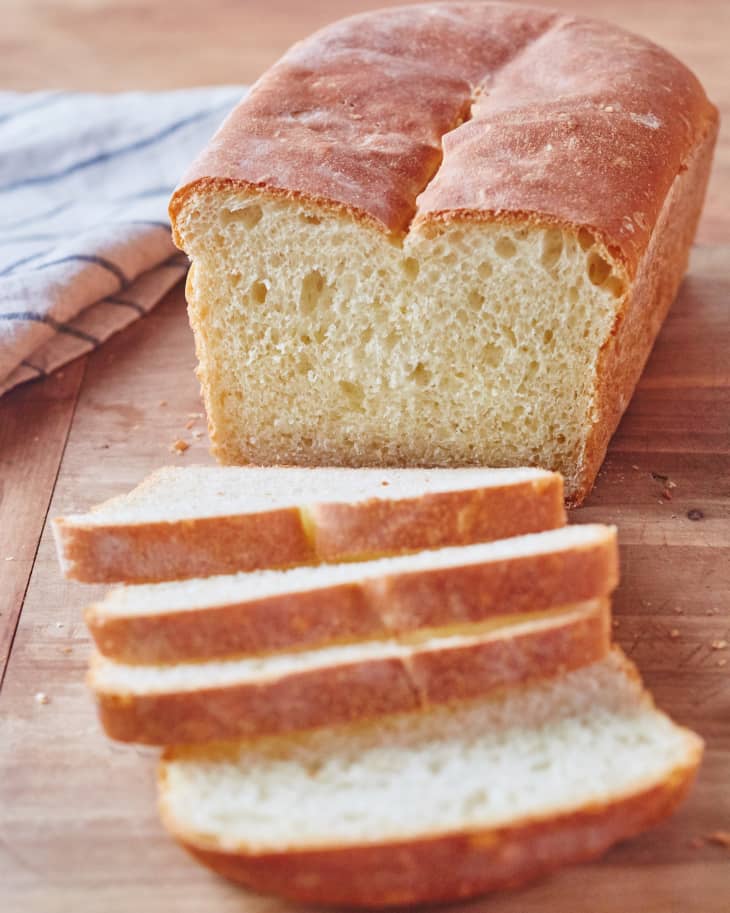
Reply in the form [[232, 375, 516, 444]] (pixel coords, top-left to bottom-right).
[[55, 472, 564, 585], [53, 509, 314, 584], [86, 581, 379, 664], [92, 601, 610, 744], [373, 528, 617, 632], [571, 114, 719, 505], [311, 474, 564, 561], [163, 755, 700, 906], [170, 4, 556, 239], [170, 3, 716, 280], [86, 520, 614, 664]]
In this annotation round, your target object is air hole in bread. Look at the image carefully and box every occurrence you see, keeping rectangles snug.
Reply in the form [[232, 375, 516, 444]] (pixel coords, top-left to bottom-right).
[[477, 261, 493, 279], [222, 204, 263, 229], [339, 380, 365, 410], [604, 275, 626, 298], [587, 252, 612, 286], [300, 270, 326, 314], [468, 290, 484, 311], [578, 228, 595, 251], [501, 324, 517, 348], [301, 214, 322, 225], [541, 229, 564, 270], [251, 280, 268, 303], [482, 343, 502, 367], [494, 236, 517, 258], [409, 362, 431, 387], [402, 257, 420, 280]]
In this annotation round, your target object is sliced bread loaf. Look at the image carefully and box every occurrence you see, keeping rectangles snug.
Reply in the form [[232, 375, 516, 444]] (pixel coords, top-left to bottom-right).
[[87, 522, 617, 663], [53, 465, 563, 583], [159, 650, 702, 906], [91, 598, 609, 744], [169, 4, 717, 503]]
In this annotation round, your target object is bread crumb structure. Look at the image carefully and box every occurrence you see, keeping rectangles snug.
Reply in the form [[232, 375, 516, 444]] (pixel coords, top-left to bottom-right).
[[158, 651, 702, 906]]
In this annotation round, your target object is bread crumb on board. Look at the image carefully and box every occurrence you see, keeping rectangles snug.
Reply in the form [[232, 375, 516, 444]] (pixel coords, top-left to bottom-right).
[[34, 692, 50, 705], [711, 640, 728, 651], [707, 831, 730, 849], [170, 439, 190, 454]]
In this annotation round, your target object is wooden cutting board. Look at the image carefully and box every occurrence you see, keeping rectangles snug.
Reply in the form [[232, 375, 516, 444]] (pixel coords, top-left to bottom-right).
[[1, 2, 728, 912]]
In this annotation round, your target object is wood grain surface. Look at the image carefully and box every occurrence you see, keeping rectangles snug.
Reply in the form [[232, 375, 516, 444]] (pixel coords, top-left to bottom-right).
[[1, 2, 728, 912]]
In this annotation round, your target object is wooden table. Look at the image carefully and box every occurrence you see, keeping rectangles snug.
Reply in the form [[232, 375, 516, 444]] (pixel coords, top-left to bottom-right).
[[1, 2, 728, 911]]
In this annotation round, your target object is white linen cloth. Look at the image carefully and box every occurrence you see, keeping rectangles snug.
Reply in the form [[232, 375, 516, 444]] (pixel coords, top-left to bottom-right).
[[0, 86, 244, 396]]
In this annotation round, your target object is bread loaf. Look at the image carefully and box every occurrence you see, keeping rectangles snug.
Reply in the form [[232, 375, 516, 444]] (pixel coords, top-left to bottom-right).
[[169, 2, 717, 503], [159, 650, 702, 906]]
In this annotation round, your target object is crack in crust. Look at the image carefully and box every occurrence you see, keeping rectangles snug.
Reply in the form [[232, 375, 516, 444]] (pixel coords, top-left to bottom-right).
[[170, 2, 716, 276]]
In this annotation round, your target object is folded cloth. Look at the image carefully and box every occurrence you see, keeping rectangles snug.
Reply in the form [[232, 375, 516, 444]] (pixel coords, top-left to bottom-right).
[[0, 86, 244, 396]]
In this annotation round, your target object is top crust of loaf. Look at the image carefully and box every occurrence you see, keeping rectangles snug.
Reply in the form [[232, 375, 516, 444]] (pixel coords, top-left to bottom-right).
[[170, 2, 717, 276]]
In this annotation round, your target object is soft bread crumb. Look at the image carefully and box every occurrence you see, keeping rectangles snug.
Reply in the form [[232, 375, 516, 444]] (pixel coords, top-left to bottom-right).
[[177, 196, 629, 499], [160, 652, 700, 849]]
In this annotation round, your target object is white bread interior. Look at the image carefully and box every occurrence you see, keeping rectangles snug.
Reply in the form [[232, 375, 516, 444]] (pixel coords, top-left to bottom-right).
[[179, 196, 627, 495], [160, 650, 700, 850], [63, 464, 553, 526]]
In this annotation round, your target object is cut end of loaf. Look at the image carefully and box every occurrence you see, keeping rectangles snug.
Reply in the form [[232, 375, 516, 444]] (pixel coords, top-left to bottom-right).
[[176, 191, 627, 501]]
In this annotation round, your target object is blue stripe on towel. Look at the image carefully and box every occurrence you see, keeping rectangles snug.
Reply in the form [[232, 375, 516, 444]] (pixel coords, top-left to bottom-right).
[[0, 311, 100, 344], [0, 201, 73, 232], [0, 250, 47, 277], [116, 185, 176, 201], [30, 254, 129, 286], [0, 91, 65, 127], [0, 101, 233, 194]]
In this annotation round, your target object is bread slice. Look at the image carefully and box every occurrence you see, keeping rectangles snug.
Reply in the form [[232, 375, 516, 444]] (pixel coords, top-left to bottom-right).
[[169, 5, 718, 503], [90, 598, 609, 744], [53, 465, 564, 583], [158, 650, 702, 907], [87, 522, 617, 663]]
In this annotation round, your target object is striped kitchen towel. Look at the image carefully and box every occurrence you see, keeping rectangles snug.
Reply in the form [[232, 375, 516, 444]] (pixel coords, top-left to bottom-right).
[[0, 86, 244, 397]]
